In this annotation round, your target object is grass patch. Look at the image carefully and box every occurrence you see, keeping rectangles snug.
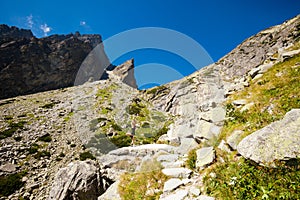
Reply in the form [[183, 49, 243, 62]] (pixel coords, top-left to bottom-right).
[[40, 102, 56, 109], [186, 148, 198, 170], [34, 150, 51, 159], [63, 111, 74, 122], [0, 171, 27, 197], [220, 53, 300, 142], [14, 136, 22, 141], [119, 159, 167, 200], [96, 88, 112, 104], [70, 143, 76, 148], [0, 121, 27, 139], [38, 133, 52, 142], [28, 143, 39, 154], [4, 115, 13, 120], [109, 134, 132, 148], [145, 85, 168, 95], [79, 151, 96, 161], [203, 158, 300, 199]]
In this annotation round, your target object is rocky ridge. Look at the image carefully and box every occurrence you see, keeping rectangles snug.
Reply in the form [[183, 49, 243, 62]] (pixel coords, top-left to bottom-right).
[[0, 25, 137, 100], [0, 15, 299, 200]]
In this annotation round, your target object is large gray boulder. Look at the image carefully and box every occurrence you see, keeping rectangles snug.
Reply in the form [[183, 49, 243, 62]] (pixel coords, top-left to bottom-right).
[[237, 109, 300, 165], [196, 147, 215, 169], [48, 160, 105, 200]]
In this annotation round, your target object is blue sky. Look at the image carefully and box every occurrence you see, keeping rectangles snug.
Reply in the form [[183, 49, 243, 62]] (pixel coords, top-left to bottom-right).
[[0, 0, 299, 88]]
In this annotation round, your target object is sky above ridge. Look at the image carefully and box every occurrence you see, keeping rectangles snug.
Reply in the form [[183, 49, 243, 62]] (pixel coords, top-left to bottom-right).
[[0, 0, 299, 89]]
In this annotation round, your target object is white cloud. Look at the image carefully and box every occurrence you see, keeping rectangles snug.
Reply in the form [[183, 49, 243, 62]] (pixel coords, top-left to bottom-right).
[[40, 23, 52, 36], [26, 14, 34, 28], [80, 21, 86, 26]]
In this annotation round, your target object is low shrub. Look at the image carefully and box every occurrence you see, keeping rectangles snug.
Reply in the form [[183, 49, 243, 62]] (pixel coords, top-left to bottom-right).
[[38, 133, 52, 142], [0, 171, 26, 196], [79, 151, 96, 161]]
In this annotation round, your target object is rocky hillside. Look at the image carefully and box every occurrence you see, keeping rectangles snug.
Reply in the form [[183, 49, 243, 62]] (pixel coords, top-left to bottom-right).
[[0, 25, 137, 100], [0, 15, 299, 200]]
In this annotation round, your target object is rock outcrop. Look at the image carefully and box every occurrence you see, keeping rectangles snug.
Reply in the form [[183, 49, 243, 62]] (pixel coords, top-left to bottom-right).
[[237, 109, 300, 166], [48, 160, 106, 200], [111, 59, 137, 88], [0, 25, 138, 100], [216, 15, 300, 81]]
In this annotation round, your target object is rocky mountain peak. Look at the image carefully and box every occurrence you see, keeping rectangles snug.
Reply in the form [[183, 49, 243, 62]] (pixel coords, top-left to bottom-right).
[[0, 25, 137, 100], [0, 24, 33, 40], [111, 59, 137, 88]]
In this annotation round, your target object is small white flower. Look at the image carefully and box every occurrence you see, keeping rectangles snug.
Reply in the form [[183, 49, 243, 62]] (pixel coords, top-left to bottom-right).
[[229, 176, 237, 185]]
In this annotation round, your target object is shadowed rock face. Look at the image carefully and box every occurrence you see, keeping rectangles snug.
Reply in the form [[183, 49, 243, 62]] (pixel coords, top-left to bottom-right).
[[0, 25, 105, 99]]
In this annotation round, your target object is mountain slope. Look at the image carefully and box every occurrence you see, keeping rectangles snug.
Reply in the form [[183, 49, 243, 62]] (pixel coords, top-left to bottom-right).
[[0, 15, 299, 200]]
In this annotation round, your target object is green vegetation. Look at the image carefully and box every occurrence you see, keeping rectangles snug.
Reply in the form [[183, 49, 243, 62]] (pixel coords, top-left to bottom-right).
[[34, 150, 51, 159], [203, 158, 300, 199], [79, 151, 96, 161], [186, 148, 197, 169], [56, 152, 66, 161], [70, 143, 76, 148], [4, 115, 13, 120], [63, 111, 74, 122], [203, 52, 300, 199], [126, 100, 146, 116], [28, 143, 39, 154], [14, 136, 22, 141], [119, 159, 167, 200], [96, 87, 113, 104], [152, 120, 172, 143], [40, 102, 56, 109], [0, 120, 27, 139], [0, 171, 27, 197], [145, 85, 168, 95], [38, 133, 52, 142], [220, 53, 300, 143]]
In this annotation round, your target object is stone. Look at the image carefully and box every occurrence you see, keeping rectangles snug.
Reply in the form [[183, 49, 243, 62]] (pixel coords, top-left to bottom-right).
[[98, 181, 121, 200], [258, 63, 273, 73], [176, 138, 199, 155], [199, 107, 226, 123], [161, 160, 185, 168], [226, 130, 244, 150], [157, 134, 169, 143], [195, 147, 215, 168], [163, 178, 183, 192], [237, 109, 300, 166], [48, 160, 105, 200], [189, 186, 201, 196], [196, 195, 215, 200], [232, 99, 247, 106], [211, 107, 226, 123], [162, 168, 192, 178], [157, 154, 179, 163], [193, 120, 214, 140], [217, 140, 231, 153], [160, 189, 188, 200], [240, 102, 255, 112], [0, 163, 17, 172], [252, 74, 263, 80], [280, 49, 300, 61], [248, 67, 260, 78]]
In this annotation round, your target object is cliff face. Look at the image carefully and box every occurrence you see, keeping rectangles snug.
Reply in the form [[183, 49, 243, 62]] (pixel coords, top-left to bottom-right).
[[0, 25, 106, 99]]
